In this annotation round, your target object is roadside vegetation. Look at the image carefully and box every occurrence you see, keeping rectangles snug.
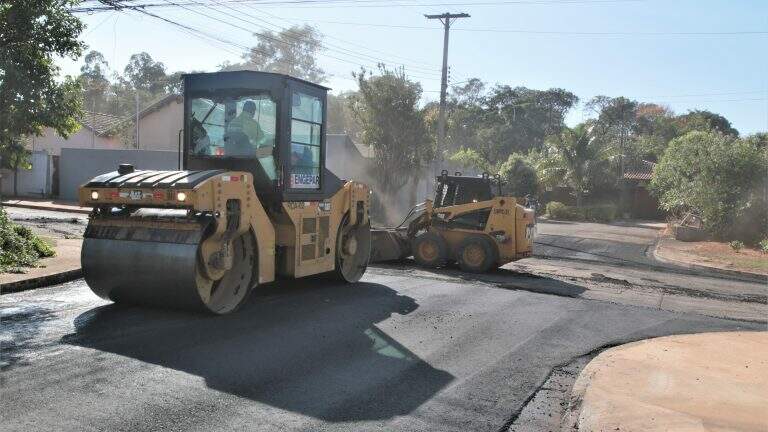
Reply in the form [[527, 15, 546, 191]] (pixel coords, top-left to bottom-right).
[[0, 208, 55, 273]]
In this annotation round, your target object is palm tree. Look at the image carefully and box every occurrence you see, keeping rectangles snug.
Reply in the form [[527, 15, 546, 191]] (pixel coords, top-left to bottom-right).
[[535, 123, 616, 207]]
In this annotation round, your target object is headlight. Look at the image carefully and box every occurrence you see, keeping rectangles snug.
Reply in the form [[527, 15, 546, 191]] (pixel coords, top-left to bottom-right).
[[90, 191, 99, 200], [176, 192, 187, 202]]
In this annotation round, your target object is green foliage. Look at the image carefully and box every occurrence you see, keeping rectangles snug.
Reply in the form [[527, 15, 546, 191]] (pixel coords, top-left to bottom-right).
[[758, 239, 768, 254], [729, 240, 744, 252], [349, 66, 432, 200], [327, 91, 361, 140], [437, 81, 578, 169], [651, 131, 767, 240], [538, 123, 617, 206], [449, 148, 494, 173], [545, 201, 617, 222], [0, 0, 85, 148], [498, 154, 538, 197], [545, 201, 568, 218], [221, 25, 326, 83], [676, 110, 739, 137], [0, 208, 55, 273]]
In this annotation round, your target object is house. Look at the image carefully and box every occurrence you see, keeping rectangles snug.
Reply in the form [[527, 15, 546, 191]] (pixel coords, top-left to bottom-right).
[[136, 94, 184, 152], [326, 134, 374, 183], [622, 159, 664, 219], [29, 111, 125, 156]]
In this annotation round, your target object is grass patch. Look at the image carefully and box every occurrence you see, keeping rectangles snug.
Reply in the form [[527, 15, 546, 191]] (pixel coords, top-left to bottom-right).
[[0, 207, 56, 274]]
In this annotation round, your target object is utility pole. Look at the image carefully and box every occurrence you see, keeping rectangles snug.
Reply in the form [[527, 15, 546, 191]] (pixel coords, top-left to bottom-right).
[[425, 12, 469, 186], [135, 92, 140, 149]]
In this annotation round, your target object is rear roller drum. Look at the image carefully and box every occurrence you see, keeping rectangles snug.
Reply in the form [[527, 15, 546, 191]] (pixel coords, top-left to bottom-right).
[[334, 215, 371, 282]]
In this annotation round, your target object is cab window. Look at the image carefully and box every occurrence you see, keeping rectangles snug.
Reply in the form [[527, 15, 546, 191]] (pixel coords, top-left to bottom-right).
[[189, 94, 277, 180], [289, 92, 322, 189]]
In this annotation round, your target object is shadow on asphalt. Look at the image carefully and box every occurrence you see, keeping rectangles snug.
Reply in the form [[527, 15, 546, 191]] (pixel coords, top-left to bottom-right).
[[60, 279, 454, 422]]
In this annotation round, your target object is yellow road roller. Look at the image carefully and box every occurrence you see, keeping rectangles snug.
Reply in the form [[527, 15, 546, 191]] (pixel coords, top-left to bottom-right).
[[79, 71, 371, 314], [371, 171, 534, 272]]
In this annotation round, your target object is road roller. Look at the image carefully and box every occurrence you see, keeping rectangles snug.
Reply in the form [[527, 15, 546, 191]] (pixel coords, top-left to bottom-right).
[[79, 71, 371, 314], [371, 171, 534, 273]]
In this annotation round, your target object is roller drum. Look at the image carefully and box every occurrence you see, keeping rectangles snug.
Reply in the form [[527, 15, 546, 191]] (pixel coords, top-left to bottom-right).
[[82, 238, 208, 311]]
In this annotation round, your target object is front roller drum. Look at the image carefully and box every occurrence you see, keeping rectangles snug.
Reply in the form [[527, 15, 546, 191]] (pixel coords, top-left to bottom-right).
[[82, 232, 256, 314]]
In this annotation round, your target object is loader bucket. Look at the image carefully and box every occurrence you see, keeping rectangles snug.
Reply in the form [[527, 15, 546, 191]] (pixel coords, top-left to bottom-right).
[[370, 229, 411, 263]]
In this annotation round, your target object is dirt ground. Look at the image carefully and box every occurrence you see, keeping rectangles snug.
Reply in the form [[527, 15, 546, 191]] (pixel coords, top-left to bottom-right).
[[657, 237, 768, 275]]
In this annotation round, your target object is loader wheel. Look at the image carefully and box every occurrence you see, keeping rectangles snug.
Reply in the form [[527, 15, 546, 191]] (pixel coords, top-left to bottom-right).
[[335, 214, 371, 283], [413, 232, 448, 268], [457, 236, 497, 273]]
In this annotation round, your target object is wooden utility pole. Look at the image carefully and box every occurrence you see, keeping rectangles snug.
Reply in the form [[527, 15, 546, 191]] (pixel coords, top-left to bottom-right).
[[425, 12, 469, 171]]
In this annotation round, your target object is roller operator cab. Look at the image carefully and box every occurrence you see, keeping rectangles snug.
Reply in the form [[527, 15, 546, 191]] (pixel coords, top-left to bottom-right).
[[371, 171, 535, 273], [79, 71, 372, 314]]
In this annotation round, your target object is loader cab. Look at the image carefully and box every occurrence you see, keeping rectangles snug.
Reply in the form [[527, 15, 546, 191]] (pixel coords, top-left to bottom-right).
[[434, 170, 495, 208], [183, 71, 343, 203]]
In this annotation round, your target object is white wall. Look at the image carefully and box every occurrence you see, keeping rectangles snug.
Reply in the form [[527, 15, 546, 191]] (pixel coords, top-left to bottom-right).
[[30, 127, 122, 156], [138, 100, 184, 152], [0, 151, 52, 198]]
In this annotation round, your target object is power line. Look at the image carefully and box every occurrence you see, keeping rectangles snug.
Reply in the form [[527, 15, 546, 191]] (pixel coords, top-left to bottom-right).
[[71, 0, 645, 12], [200, 0, 444, 75], [263, 19, 768, 36]]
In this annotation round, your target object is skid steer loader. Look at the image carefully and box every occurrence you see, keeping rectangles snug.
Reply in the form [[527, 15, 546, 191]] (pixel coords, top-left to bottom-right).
[[370, 171, 534, 273], [79, 71, 371, 314]]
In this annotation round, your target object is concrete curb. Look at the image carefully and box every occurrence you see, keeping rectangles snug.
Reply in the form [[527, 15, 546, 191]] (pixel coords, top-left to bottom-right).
[[653, 238, 767, 284], [1, 201, 92, 215], [1, 268, 83, 294]]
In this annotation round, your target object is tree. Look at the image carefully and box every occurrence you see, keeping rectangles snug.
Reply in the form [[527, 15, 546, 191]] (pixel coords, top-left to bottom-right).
[[222, 25, 326, 83], [676, 110, 738, 137], [0, 0, 84, 154], [651, 131, 766, 241], [443, 83, 578, 171], [536, 123, 616, 207], [123, 52, 168, 95], [498, 154, 538, 197], [350, 67, 432, 219], [631, 103, 680, 161], [0, 137, 31, 197], [327, 91, 361, 140], [79, 50, 111, 113]]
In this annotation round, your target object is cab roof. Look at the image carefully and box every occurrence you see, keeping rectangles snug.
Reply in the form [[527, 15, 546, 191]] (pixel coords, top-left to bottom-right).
[[183, 70, 331, 92]]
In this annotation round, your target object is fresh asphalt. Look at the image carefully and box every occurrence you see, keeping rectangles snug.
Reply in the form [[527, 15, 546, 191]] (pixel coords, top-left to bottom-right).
[[1, 212, 765, 431]]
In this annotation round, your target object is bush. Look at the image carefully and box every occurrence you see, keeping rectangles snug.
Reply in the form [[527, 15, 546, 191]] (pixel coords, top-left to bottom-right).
[[651, 131, 767, 242], [729, 240, 744, 252], [545, 201, 617, 222], [759, 239, 768, 254], [499, 154, 538, 197], [0, 207, 55, 273]]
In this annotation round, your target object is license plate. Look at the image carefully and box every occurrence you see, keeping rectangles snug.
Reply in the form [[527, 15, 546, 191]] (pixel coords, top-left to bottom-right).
[[129, 190, 143, 200]]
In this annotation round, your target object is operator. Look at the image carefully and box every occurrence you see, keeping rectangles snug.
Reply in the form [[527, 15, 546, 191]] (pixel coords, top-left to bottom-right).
[[226, 100, 277, 180], [227, 100, 267, 148]]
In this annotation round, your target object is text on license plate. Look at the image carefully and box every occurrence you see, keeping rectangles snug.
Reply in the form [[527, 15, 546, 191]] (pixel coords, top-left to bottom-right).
[[129, 190, 143, 200]]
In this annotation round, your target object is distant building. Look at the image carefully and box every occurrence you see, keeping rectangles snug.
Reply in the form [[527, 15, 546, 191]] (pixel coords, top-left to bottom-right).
[[136, 94, 184, 152], [29, 111, 124, 156], [326, 134, 373, 183]]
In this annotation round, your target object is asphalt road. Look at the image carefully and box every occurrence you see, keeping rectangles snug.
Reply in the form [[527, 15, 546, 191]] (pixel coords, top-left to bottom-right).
[[1, 210, 765, 431], [1, 270, 761, 432]]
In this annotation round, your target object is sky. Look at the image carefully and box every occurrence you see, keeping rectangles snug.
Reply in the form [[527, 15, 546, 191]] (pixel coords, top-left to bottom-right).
[[60, 0, 768, 134]]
